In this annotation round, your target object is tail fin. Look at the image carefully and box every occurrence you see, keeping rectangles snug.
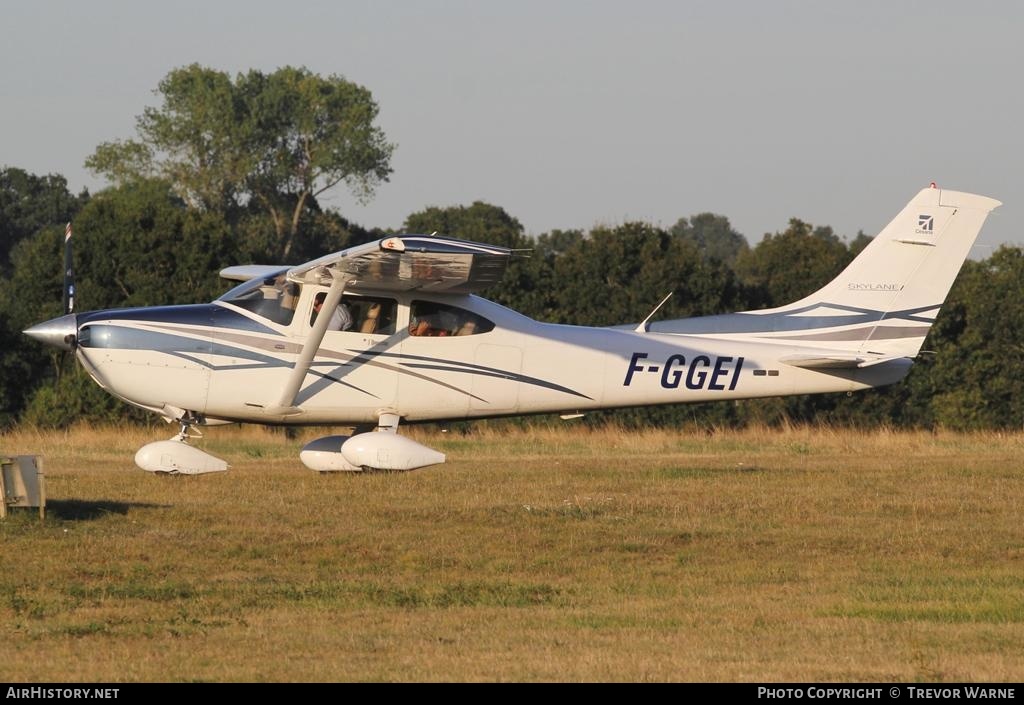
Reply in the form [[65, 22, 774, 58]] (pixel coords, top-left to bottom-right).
[[762, 186, 1001, 356]]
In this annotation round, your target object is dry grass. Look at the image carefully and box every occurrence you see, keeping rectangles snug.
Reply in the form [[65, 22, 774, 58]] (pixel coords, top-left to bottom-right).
[[0, 423, 1022, 682]]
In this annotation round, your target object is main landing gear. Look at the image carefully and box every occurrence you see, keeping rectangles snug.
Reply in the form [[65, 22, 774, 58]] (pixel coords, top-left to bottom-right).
[[299, 412, 446, 472]]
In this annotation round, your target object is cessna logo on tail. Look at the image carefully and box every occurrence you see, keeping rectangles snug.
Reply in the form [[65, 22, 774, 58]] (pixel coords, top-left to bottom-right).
[[916, 214, 934, 234]]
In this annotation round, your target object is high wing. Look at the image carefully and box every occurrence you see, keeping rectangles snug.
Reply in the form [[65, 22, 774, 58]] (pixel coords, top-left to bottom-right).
[[285, 235, 515, 293]]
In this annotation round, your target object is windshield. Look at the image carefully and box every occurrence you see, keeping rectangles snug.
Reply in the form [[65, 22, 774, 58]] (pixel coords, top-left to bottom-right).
[[219, 270, 301, 325]]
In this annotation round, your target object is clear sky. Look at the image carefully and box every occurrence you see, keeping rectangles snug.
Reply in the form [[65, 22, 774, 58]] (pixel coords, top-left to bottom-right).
[[2, 0, 1020, 252]]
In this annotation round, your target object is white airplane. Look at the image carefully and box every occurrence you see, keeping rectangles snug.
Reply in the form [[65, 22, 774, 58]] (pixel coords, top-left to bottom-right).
[[24, 185, 1000, 474]]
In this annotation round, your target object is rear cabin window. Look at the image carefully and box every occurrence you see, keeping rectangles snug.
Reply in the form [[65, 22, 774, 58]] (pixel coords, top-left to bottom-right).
[[409, 301, 494, 337], [311, 294, 397, 335]]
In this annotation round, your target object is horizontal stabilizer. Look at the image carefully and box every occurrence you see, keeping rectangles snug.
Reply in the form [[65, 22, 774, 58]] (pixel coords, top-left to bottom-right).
[[780, 353, 907, 369]]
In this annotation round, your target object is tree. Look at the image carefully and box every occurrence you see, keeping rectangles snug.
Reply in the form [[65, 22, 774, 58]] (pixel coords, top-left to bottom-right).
[[735, 218, 853, 308], [669, 212, 749, 267], [0, 167, 87, 273], [234, 201, 383, 266], [86, 64, 395, 261], [240, 67, 395, 260], [848, 230, 872, 257], [549, 222, 747, 327], [924, 248, 1024, 429], [69, 180, 237, 310], [404, 201, 527, 249], [0, 168, 87, 423]]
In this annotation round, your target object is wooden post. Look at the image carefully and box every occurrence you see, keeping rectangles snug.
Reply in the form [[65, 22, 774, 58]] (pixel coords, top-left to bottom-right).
[[0, 459, 6, 520], [37, 457, 45, 521]]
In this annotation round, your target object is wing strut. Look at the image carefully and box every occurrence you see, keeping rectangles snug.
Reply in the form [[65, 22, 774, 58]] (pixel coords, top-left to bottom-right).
[[266, 270, 354, 416]]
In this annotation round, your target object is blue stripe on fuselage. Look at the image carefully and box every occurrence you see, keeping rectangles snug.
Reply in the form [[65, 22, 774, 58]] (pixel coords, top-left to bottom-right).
[[77, 304, 280, 336]]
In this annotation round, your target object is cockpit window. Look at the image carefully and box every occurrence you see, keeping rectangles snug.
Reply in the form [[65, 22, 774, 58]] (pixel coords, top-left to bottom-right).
[[220, 272, 301, 325], [409, 301, 494, 337], [310, 294, 397, 335]]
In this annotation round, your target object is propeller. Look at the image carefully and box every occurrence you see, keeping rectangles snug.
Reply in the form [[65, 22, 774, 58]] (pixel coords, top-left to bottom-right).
[[22, 221, 78, 351], [63, 221, 75, 315]]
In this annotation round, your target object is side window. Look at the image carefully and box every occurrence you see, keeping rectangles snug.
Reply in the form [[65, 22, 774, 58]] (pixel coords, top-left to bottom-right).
[[310, 293, 397, 335], [409, 301, 494, 337]]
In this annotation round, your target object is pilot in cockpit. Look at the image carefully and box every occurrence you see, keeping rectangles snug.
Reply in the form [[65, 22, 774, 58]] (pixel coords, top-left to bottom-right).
[[311, 292, 352, 331]]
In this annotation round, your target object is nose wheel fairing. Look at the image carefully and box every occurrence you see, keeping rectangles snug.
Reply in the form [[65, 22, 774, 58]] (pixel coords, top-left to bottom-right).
[[135, 437, 229, 475]]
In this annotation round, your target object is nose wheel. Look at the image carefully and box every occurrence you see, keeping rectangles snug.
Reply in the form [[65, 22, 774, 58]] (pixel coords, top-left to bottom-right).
[[135, 412, 228, 475]]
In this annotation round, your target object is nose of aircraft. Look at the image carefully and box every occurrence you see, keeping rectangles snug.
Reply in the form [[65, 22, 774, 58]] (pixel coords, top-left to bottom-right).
[[24, 313, 78, 351]]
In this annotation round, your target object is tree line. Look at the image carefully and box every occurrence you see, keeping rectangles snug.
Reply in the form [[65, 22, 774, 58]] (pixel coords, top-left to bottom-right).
[[1, 65, 1019, 430]]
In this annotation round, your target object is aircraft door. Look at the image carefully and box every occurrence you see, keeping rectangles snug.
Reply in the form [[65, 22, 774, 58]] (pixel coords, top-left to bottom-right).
[[470, 344, 522, 413], [398, 299, 503, 419]]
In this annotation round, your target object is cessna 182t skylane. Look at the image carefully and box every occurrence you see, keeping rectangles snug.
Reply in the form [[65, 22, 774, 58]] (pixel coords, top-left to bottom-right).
[[24, 185, 1000, 475]]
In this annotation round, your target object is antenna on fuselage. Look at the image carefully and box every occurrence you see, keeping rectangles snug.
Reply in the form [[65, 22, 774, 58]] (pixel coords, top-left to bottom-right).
[[634, 292, 673, 333]]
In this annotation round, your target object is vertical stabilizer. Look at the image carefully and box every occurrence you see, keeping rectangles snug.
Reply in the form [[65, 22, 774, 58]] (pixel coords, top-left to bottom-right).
[[649, 187, 1001, 356], [763, 186, 1001, 356]]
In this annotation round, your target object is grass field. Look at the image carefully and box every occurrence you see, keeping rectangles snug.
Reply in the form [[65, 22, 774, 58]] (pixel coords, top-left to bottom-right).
[[0, 423, 1022, 682]]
